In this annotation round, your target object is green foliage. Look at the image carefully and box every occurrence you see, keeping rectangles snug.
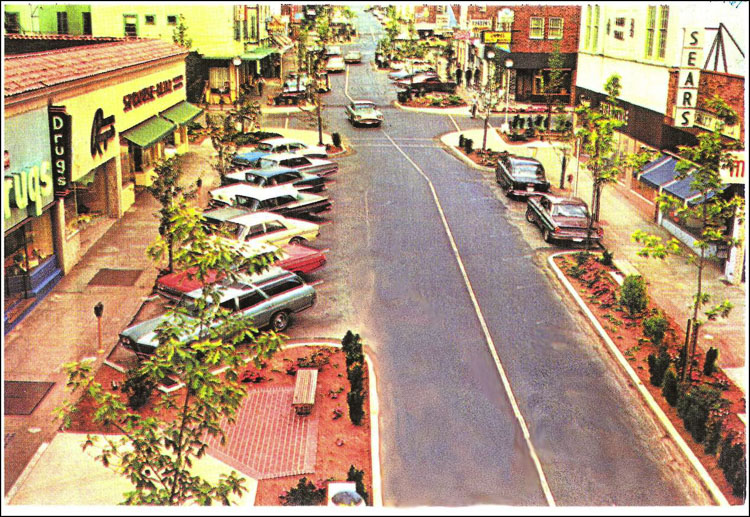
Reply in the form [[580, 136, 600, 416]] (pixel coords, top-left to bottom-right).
[[661, 369, 680, 406], [647, 352, 671, 387], [342, 331, 364, 369], [704, 415, 723, 455], [347, 465, 369, 505], [598, 249, 614, 266], [171, 14, 192, 49], [643, 314, 669, 348], [619, 275, 649, 317], [147, 157, 189, 273], [447, 94, 463, 106], [703, 347, 719, 375], [121, 366, 157, 410], [347, 389, 365, 426], [279, 477, 326, 506], [718, 433, 747, 498], [676, 384, 725, 443]]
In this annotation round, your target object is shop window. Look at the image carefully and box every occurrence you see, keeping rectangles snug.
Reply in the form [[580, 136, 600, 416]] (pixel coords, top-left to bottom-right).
[[124, 15, 138, 37], [167, 15, 177, 25], [82, 12, 92, 35], [5, 12, 21, 33], [209, 67, 230, 91], [250, 13, 258, 40], [145, 15, 156, 25], [530, 17, 544, 39], [57, 12, 69, 34], [234, 20, 241, 41], [657, 5, 669, 59], [548, 18, 563, 39], [614, 17, 625, 40], [645, 6, 656, 58]]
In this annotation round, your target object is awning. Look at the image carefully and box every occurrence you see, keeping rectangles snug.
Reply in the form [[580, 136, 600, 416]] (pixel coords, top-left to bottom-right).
[[242, 47, 279, 61], [272, 34, 294, 52], [121, 116, 176, 148], [638, 155, 679, 189], [662, 175, 726, 206], [161, 101, 203, 125]]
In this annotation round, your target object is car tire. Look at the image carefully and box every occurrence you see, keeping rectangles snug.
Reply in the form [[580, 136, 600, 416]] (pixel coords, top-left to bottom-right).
[[525, 208, 535, 224], [271, 311, 290, 332], [289, 236, 305, 245], [543, 227, 552, 243]]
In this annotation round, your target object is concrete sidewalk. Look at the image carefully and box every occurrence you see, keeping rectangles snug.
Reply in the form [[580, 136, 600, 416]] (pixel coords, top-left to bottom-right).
[[439, 126, 747, 396]]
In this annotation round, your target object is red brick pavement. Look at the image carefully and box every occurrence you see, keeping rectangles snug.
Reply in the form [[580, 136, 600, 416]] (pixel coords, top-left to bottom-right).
[[204, 386, 318, 480]]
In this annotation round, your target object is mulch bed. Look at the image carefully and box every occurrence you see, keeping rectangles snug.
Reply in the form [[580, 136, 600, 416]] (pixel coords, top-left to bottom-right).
[[554, 252, 746, 505]]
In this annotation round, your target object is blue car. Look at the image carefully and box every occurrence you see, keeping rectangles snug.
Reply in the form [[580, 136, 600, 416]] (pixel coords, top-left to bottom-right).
[[221, 165, 326, 193]]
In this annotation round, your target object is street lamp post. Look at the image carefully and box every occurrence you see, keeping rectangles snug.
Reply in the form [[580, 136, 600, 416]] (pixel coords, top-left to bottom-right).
[[481, 51, 495, 151], [94, 302, 104, 353], [503, 58, 513, 132]]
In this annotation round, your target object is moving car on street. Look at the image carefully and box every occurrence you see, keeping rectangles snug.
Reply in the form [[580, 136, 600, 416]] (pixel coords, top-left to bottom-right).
[[202, 208, 321, 248], [231, 152, 338, 177], [253, 137, 328, 159], [346, 100, 384, 127], [209, 184, 333, 219], [395, 74, 457, 94], [525, 194, 604, 246], [120, 267, 317, 354], [273, 85, 308, 105], [326, 56, 346, 73], [222, 166, 326, 193], [344, 50, 363, 63], [388, 69, 436, 81], [495, 152, 551, 197]]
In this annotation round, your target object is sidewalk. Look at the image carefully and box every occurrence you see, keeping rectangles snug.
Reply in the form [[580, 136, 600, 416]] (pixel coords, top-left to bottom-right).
[[438, 126, 747, 396]]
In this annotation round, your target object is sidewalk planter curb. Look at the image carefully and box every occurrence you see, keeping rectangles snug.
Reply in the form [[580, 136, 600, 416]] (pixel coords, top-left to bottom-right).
[[393, 101, 471, 117], [440, 134, 494, 173], [547, 252, 729, 507]]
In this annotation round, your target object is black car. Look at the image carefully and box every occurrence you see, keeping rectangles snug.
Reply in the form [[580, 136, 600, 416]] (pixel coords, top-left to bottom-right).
[[396, 74, 457, 94], [495, 152, 550, 197]]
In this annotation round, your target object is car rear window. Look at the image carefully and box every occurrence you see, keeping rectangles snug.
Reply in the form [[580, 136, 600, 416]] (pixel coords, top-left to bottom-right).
[[260, 277, 303, 297], [244, 173, 265, 186], [553, 204, 588, 218], [235, 195, 260, 210], [513, 163, 544, 179], [238, 290, 266, 310]]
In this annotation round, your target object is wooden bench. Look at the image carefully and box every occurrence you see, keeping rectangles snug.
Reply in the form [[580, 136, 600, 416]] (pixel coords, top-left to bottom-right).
[[292, 368, 318, 416]]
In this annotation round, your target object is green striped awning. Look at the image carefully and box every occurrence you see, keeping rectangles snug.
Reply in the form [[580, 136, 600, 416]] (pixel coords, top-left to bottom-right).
[[161, 101, 204, 125], [121, 116, 176, 148], [241, 47, 279, 61]]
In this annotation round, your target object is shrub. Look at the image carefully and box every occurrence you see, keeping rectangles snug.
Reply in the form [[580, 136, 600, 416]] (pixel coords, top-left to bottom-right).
[[619, 275, 649, 317], [718, 433, 747, 498], [647, 352, 671, 386], [347, 361, 364, 394], [574, 251, 591, 266], [447, 94, 463, 106], [662, 369, 679, 406], [430, 96, 443, 107], [121, 367, 156, 410], [332, 132, 342, 148], [279, 477, 326, 506], [464, 138, 473, 154], [342, 331, 364, 369], [347, 465, 370, 505], [703, 347, 719, 376], [347, 389, 365, 425], [598, 249, 614, 266], [458, 134, 466, 148], [676, 385, 725, 443], [643, 314, 669, 349], [704, 415, 723, 455]]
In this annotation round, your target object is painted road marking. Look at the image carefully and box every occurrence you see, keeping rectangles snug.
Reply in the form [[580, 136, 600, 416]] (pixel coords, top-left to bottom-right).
[[382, 130, 557, 507]]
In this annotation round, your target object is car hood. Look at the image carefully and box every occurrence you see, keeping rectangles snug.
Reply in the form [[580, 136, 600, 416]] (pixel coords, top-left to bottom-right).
[[555, 216, 592, 229], [354, 108, 382, 116], [233, 152, 267, 165]]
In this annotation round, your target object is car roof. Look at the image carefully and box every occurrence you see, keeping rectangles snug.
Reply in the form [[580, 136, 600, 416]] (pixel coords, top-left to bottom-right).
[[188, 266, 293, 301], [214, 183, 300, 200], [508, 155, 543, 166], [261, 152, 314, 162], [541, 194, 588, 206], [203, 206, 252, 222], [229, 210, 318, 228], [228, 166, 298, 179]]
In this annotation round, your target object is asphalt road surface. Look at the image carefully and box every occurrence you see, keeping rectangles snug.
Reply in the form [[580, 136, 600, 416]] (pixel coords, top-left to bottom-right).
[[266, 7, 714, 507]]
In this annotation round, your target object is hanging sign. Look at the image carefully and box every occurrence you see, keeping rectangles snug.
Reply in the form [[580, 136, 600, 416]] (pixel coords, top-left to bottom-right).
[[48, 105, 72, 197], [674, 28, 703, 128]]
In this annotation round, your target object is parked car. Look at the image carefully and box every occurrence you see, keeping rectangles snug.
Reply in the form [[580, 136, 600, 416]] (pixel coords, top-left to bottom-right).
[[388, 69, 436, 81], [526, 194, 604, 245], [326, 56, 346, 73], [344, 50, 362, 63], [120, 267, 317, 354], [326, 45, 342, 57], [396, 74, 457, 94], [254, 137, 328, 159], [495, 152, 551, 197], [273, 85, 308, 105], [231, 152, 338, 177], [202, 208, 321, 248], [209, 184, 332, 219], [222, 166, 326, 193], [346, 100, 384, 127]]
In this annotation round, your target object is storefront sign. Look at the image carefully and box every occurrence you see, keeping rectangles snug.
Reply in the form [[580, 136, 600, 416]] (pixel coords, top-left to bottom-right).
[[454, 30, 471, 40], [48, 106, 72, 196], [674, 28, 703, 128], [3, 161, 54, 219], [720, 151, 746, 184], [482, 31, 511, 44], [90, 108, 116, 157], [122, 75, 184, 112]]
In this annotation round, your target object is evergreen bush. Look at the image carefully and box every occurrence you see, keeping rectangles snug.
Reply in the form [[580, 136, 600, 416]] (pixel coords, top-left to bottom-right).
[[598, 249, 614, 266], [458, 134, 466, 148], [464, 138, 473, 154], [348, 389, 365, 425], [647, 353, 671, 387], [676, 385, 724, 443], [347, 465, 370, 505], [643, 314, 669, 349], [619, 274, 649, 317], [121, 367, 156, 410], [279, 477, 326, 506], [703, 347, 719, 376], [662, 369, 679, 406], [332, 132, 342, 149], [718, 433, 747, 498], [704, 416, 723, 455]]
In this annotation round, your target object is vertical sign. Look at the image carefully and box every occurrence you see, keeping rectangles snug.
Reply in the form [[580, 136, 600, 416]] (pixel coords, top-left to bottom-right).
[[48, 105, 72, 197], [675, 28, 703, 128]]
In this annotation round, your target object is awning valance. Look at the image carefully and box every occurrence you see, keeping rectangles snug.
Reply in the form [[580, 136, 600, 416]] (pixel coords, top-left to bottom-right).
[[161, 101, 203, 125], [242, 47, 278, 61], [121, 116, 176, 148], [272, 34, 294, 51], [662, 175, 726, 206]]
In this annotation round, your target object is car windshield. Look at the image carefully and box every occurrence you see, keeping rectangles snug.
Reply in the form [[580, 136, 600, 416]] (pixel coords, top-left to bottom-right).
[[244, 173, 265, 186], [256, 143, 274, 151], [553, 204, 588, 218], [259, 158, 279, 168], [513, 163, 544, 179], [204, 220, 243, 239]]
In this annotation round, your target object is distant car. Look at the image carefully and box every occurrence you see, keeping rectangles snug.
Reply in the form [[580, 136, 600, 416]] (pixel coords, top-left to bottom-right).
[[495, 152, 551, 197], [285, 72, 330, 93], [396, 74, 457, 94], [231, 152, 338, 177], [209, 184, 332, 219], [526, 194, 604, 246], [255, 137, 328, 159], [222, 166, 326, 193], [388, 69, 436, 81], [120, 267, 317, 354], [344, 50, 362, 63], [284, 73, 311, 89], [346, 100, 384, 127], [203, 208, 321, 248], [326, 56, 346, 73], [326, 45, 342, 57]]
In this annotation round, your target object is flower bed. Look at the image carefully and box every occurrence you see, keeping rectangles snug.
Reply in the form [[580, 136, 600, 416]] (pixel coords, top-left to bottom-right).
[[400, 93, 466, 109], [555, 251, 746, 504]]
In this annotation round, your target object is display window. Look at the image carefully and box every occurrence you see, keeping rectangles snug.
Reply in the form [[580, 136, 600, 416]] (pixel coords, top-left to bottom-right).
[[4, 212, 56, 299]]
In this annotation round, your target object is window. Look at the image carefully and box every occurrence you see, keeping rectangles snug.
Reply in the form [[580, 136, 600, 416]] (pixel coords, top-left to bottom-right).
[[614, 17, 625, 40], [82, 12, 91, 35], [5, 12, 20, 33], [238, 291, 265, 310], [234, 20, 241, 41], [57, 12, 68, 34], [243, 19, 248, 39], [260, 277, 303, 298], [246, 224, 266, 239], [592, 5, 600, 49], [208, 67, 230, 90], [264, 221, 286, 233], [167, 15, 177, 25], [548, 18, 563, 39], [584, 6, 592, 49], [645, 6, 656, 58], [123, 15, 137, 37], [145, 15, 155, 25], [220, 298, 238, 311], [657, 5, 669, 59], [236, 196, 260, 210], [630, 19, 635, 38], [530, 17, 544, 39]]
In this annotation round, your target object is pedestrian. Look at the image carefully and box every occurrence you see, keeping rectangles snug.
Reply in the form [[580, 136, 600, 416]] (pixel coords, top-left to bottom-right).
[[257, 76, 265, 97], [471, 97, 478, 118]]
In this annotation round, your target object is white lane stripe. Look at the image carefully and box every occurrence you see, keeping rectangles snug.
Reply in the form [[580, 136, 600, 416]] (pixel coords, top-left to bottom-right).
[[382, 130, 556, 507], [448, 114, 460, 132], [345, 66, 354, 103]]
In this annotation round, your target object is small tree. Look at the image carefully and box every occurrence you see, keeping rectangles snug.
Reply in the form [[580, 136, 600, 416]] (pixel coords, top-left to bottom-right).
[[643, 313, 669, 349], [662, 368, 680, 406], [172, 14, 192, 49], [206, 113, 237, 180], [632, 95, 743, 382], [279, 477, 326, 506], [619, 274, 649, 317], [147, 157, 189, 273]]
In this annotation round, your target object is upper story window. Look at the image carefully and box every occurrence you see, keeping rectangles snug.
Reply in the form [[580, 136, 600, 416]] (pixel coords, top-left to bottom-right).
[[57, 12, 69, 34], [82, 12, 92, 35], [124, 15, 137, 37], [145, 15, 155, 25], [530, 17, 544, 39], [614, 17, 625, 40], [645, 6, 656, 58], [548, 17, 563, 39], [234, 20, 241, 41], [657, 5, 669, 59], [167, 15, 177, 25], [5, 12, 21, 33]]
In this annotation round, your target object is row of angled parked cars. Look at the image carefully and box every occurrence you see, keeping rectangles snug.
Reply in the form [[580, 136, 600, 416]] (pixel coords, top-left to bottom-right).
[[494, 151, 604, 246], [118, 136, 342, 357]]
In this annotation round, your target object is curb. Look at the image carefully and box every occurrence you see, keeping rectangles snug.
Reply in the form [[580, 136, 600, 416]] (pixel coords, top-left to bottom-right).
[[547, 252, 729, 506], [440, 136, 494, 173], [4, 441, 49, 505], [282, 339, 383, 507]]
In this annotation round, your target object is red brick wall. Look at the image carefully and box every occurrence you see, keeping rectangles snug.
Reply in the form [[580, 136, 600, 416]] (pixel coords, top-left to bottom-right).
[[510, 5, 581, 53]]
